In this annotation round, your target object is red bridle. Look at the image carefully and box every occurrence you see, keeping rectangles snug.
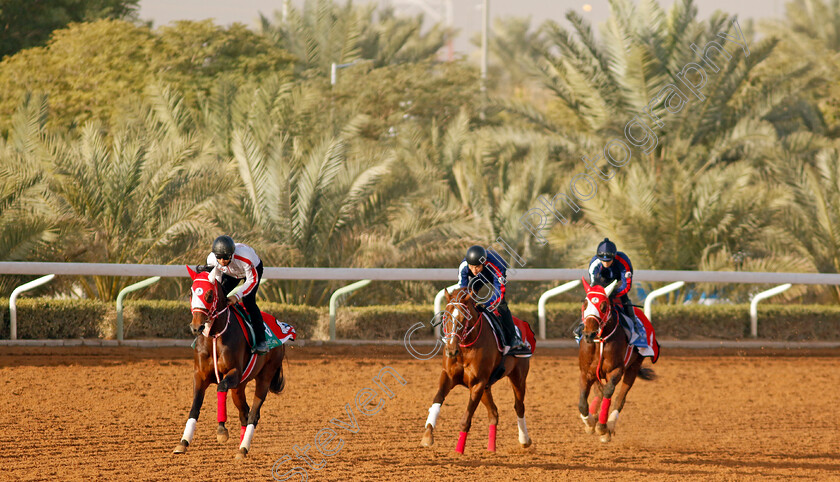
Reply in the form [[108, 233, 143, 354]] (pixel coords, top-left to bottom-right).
[[190, 274, 230, 335], [442, 301, 482, 348], [582, 290, 618, 342]]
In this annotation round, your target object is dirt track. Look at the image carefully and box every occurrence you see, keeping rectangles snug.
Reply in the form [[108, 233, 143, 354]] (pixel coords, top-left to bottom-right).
[[1, 344, 839, 481]]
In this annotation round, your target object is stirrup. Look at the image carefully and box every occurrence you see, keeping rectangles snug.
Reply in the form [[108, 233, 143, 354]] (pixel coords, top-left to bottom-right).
[[252, 341, 269, 355]]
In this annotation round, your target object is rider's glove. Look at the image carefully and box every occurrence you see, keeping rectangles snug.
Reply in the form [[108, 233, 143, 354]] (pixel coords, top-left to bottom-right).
[[195, 264, 212, 273]]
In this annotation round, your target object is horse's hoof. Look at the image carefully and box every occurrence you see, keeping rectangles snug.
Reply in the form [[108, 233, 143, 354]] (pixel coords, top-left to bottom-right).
[[584, 425, 595, 434], [420, 429, 434, 447], [521, 439, 532, 449], [217, 426, 229, 443], [595, 423, 607, 436], [173, 443, 188, 454], [599, 433, 611, 443], [235, 448, 248, 459]]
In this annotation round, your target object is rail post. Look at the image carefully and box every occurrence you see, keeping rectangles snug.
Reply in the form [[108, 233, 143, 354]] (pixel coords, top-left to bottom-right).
[[537, 280, 581, 340], [10, 274, 56, 340], [116, 276, 161, 341], [643, 281, 685, 322], [750, 283, 792, 338], [329, 280, 371, 341]]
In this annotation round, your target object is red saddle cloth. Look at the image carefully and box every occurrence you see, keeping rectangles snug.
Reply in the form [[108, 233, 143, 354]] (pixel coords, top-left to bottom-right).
[[512, 316, 537, 355], [633, 307, 660, 364]]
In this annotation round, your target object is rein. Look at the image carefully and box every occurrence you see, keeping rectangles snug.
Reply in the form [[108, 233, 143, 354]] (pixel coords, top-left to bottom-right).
[[192, 281, 233, 384], [584, 304, 620, 382]]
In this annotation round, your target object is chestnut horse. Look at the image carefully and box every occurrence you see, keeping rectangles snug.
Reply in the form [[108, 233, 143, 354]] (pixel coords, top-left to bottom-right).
[[420, 287, 532, 454], [173, 265, 287, 458], [578, 277, 655, 443]]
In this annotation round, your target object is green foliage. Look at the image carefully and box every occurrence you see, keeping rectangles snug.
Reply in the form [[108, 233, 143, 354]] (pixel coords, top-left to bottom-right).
[[4, 299, 840, 342], [0, 19, 154, 132], [45, 90, 235, 300], [0, 0, 139, 59], [119, 300, 321, 339], [0, 19, 295, 133], [259, 0, 451, 76], [0, 298, 108, 339], [334, 304, 432, 340], [152, 20, 295, 101]]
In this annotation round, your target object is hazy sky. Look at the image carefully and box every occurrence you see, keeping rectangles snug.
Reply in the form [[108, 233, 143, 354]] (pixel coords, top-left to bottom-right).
[[139, 0, 783, 54]]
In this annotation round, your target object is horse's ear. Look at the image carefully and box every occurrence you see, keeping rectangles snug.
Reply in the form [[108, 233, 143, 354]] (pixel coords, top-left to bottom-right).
[[444, 288, 451, 301], [186, 265, 198, 280], [604, 279, 618, 297], [581, 276, 590, 292]]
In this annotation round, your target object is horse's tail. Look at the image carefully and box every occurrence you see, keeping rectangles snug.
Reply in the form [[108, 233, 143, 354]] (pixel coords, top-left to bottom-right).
[[269, 352, 287, 394], [638, 367, 656, 381]]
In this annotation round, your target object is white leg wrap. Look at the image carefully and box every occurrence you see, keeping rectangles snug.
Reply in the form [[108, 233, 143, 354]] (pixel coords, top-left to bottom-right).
[[239, 424, 255, 451], [607, 410, 619, 431], [580, 413, 590, 425], [425, 403, 442, 428], [517, 417, 529, 444], [182, 418, 197, 443]]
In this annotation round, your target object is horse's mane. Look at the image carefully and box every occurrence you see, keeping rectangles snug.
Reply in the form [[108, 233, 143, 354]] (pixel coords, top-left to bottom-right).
[[450, 287, 476, 305]]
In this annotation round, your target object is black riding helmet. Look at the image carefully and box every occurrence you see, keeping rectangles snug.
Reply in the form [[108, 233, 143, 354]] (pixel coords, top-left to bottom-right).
[[212, 235, 236, 260], [596, 238, 617, 261], [465, 245, 487, 266]]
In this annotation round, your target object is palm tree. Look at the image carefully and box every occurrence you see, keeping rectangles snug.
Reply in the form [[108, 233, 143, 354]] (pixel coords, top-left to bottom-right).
[[0, 94, 58, 295], [46, 88, 233, 300], [777, 143, 840, 300], [258, 0, 451, 77]]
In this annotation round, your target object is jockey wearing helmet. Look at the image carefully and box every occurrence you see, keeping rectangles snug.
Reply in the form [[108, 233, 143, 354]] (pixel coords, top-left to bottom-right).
[[458, 245, 529, 355], [196, 235, 268, 355], [581, 238, 649, 352]]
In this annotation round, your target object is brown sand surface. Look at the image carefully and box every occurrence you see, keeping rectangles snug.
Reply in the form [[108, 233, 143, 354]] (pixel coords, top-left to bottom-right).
[[1, 344, 839, 481]]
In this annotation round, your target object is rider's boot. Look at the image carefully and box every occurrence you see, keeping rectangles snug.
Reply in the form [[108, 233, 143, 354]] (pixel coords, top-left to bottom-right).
[[573, 323, 583, 341], [250, 314, 269, 355]]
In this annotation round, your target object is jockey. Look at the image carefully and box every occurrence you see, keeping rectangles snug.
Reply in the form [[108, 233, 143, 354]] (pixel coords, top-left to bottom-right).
[[196, 235, 268, 355], [459, 245, 529, 355], [580, 238, 649, 352]]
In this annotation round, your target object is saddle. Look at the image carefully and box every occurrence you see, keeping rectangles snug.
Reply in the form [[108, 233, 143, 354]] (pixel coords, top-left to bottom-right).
[[190, 305, 297, 351], [479, 310, 534, 358]]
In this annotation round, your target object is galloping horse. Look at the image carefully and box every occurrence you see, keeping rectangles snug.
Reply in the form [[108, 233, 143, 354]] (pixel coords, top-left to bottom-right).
[[578, 277, 655, 443], [173, 265, 287, 458], [420, 287, 532, 454]]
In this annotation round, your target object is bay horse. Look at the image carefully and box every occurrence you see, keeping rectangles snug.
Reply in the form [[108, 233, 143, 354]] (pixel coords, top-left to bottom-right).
[[578, 277, 655, 443], [173, 265, 287, 458], [420, 287, 532, 454]]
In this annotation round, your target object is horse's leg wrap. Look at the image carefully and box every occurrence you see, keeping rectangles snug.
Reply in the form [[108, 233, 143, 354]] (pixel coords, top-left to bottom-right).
[[455, 431, 468, 453], [239, 424, 256, 452], [589, 397, 601, 415], [487, 424, 496, 452], [517, 417, 530, 445], [425, 402, 441, 428], [599, 398, 612, 425], [217, 391, 227, 423], [241, 425, 247, 443], [181, 418, 197, 445]]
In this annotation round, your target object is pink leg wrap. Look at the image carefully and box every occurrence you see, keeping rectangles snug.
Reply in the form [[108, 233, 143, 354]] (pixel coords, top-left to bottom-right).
[[599, 398, 612, 425], [589, 397, 601, 415], [217, 391, 227, 423], [240, 426, 247, 443], [455, 431, 468, 453], [487, 425, 496, 452]]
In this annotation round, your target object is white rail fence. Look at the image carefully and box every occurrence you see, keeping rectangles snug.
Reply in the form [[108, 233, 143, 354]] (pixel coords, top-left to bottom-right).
[[3, 262, 840, 341]]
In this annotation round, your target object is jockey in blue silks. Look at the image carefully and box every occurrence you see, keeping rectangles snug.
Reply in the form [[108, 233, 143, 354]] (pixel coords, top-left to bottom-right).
[[458, 245, 529, 355]]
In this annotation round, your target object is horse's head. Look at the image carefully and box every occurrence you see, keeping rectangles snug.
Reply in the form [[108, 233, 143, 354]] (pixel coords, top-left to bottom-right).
[[441, 287, 478, 358], [186, 265, 226, 336], [580, 277, 618, 342]]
